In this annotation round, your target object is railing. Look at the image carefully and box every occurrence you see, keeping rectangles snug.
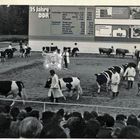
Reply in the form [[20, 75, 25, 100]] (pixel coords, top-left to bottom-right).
[[0, 98, 140, 115]]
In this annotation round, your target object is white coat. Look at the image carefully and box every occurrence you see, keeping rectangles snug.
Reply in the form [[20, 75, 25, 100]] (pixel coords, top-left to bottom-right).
[[111, 72, 120, 93], [137, 61, 140, 74], [123, 67, 136, 81], [48, 74, 64, 98]]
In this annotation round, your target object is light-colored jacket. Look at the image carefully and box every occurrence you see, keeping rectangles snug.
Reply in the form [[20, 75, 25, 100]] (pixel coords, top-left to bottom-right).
[[111, 72, 120, 85], [123, 67, 136, 81], [137, 61, 140, 71], [50, 74, 59, 89]]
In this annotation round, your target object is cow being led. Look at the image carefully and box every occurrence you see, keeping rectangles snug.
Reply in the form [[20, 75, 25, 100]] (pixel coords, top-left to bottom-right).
[[45, 77, 83, 100], [0, 81, 27, 106]]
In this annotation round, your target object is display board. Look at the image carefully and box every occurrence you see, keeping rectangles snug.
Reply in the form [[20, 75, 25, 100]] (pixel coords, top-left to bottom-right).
[[29, 6, 94, 39], [95, 7, 130, 19]]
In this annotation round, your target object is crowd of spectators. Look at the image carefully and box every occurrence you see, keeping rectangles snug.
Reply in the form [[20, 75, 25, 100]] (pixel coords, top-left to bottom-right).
[[0, 105, 140, 138]]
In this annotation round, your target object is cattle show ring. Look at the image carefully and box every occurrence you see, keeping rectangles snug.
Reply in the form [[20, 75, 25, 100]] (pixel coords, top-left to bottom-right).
[[0, 41, 140, 116]]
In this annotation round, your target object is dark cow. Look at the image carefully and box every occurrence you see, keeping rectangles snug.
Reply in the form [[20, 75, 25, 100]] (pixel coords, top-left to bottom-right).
[[5, 48, 17, 58], [95, 71, 112, 93], [45, 77, 83, 100], [0, 51, 6, 62], [116, 48, 129, 57], [71, 47, 79, 57], [0, 81, 27, 106], [99, 48, 114, 56]]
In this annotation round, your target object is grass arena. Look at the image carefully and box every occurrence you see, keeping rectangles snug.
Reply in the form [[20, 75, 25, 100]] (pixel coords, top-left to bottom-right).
[[0, 42, 140, 116]]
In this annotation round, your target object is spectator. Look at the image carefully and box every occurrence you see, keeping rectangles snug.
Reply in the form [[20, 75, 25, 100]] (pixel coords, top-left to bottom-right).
[[127, 114, 138, 127], [19, 117, 43, 138], [40, 121, 67, 138], [90, 110, 98, 120], [41, 111, 55, 126], [10, 110, 27, 138], [10, 107, 20, 121], [83, 111, 93, 123], [29, 110, 40, 120], [0, 113, 12, 138], [65, 116, 85, 138], [114, 114, 127, 129], [3, 105, 11, 114], [112, 114, 127, 138], [96, 114, 114, 138], [118, 125, 140, 138], [83, 119, 100, 138], [48, 69, 64, 102]]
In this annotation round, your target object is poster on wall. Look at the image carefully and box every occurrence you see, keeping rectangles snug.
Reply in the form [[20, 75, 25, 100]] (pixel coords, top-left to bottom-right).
[[95, 25, 112, 37], [96, 7, 112, 18], [130, 7, 140, 19], [131, 25, 140, 38], [112, 25, 129, 38]]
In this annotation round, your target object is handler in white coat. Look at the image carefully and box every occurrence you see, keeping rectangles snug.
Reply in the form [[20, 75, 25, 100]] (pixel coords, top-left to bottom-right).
[[111, 69, 121, 98], [123, 65, 136, 89], [48, 69, 64, 102]]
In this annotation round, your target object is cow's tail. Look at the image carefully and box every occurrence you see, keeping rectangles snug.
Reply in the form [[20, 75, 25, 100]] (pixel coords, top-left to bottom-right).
[[17, 81, 27, 104]]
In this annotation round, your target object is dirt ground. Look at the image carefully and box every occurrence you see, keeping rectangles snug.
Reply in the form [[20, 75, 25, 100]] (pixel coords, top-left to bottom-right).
[[0, 51, 140, 116]]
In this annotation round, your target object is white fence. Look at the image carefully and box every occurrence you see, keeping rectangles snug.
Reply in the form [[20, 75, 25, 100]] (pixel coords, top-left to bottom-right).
[[0, 98, 140, 115]]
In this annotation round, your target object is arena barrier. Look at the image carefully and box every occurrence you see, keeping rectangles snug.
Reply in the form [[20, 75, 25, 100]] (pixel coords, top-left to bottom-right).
[[0, 98, 140, 115]]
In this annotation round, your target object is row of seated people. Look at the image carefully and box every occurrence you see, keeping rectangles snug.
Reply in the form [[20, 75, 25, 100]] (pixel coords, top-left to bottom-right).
[[0, 105, 140, 138]]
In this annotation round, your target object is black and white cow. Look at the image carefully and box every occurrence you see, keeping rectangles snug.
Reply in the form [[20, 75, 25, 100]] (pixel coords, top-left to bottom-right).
[[5, 48, 17, 58], [0, 81, 27, 106], [45, 77, 83, 100], [108, 66, 124, 77], [95, 71, 112, 93]]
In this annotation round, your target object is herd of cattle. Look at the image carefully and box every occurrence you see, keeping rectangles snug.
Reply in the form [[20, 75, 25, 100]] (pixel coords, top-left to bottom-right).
[[99, 48, 130, 57], [95, 62, 137, 94], [0, 47, 31, 62]]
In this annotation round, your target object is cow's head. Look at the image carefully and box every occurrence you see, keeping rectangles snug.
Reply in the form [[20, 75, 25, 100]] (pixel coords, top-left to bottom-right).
[[44, 78, 52, 88]]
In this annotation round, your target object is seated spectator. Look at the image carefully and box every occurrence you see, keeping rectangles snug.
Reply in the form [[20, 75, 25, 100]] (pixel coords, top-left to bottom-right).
[[3, 105, 11, 114], [90, 110, 98, 120], [19, 117, 43, 138], [29, 110, 40, 119], [83, 119, 100, 138], [41, 111, 55, 126], [127, 114, 138, 127], [10, 110, 27, 138], [118, 125, 140, 138], [25, 106, 32, 113], [83, 111, 93, 123], [65, 116, 85, 138], [40, 121, 67, 138], [71, 111, 82, 119], [10, 107, 20, 121], [96, 114, 114, 138], [0, 113, 12, 138], [112, 114, 127, 138]]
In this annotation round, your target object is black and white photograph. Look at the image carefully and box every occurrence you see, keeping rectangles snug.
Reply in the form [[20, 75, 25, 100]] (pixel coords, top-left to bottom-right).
[[0, 1, 140, 138]]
